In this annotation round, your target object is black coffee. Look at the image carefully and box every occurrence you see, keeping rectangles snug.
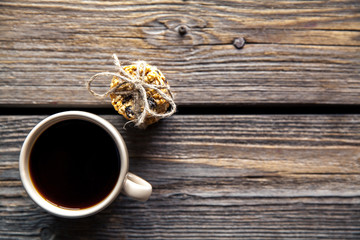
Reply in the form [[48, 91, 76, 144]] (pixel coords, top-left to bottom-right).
[[29, 119, 120, 209]]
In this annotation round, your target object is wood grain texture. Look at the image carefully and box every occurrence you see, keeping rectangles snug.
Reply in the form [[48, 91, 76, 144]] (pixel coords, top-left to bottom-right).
[[1, 114, 359, 239], [1, 0, 360, 106]]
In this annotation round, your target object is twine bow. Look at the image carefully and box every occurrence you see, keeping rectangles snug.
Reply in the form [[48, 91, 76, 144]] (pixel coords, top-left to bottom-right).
[[86, 54, 176, 127]]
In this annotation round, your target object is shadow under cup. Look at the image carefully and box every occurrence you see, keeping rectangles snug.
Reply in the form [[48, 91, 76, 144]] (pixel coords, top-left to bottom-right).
[[19, 112, 130, 218]]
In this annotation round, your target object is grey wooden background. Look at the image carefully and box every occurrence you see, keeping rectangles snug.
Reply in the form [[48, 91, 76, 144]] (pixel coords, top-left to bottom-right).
[[1, 0, 359, 239]]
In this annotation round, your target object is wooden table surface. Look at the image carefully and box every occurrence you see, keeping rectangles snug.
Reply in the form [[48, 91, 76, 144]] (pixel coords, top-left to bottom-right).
[[1, 1, 360, 239]]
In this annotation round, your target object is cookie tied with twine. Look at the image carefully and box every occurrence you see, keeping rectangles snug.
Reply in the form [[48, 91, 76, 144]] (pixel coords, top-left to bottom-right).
[[87, 54, 176, 128]]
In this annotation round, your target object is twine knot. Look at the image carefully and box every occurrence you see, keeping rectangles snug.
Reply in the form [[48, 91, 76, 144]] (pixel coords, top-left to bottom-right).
[[87, 54, 176, 128]]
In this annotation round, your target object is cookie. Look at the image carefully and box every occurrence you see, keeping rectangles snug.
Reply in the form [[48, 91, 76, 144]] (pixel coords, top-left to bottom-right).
[[110, 63, 171, 127]]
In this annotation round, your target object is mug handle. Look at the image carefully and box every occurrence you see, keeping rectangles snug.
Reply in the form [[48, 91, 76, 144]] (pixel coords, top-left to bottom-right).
[[122, 173, 152, 201]]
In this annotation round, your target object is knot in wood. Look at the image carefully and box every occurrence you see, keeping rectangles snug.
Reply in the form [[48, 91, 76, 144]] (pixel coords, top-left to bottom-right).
[[177, 25, 188, 36], [40, 228, 54, 240]]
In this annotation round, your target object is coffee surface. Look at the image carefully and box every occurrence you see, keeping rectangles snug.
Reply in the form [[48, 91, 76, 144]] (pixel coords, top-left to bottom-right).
[[30, 119, 120, 209]]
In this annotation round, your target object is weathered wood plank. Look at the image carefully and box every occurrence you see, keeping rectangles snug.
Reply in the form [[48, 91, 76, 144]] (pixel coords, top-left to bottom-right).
[[1, 114, 359, 239], [0, 0, 359, 106]]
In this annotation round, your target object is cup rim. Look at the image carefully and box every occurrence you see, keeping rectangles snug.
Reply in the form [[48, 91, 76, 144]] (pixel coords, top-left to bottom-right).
[[19, 111, 128, 218]]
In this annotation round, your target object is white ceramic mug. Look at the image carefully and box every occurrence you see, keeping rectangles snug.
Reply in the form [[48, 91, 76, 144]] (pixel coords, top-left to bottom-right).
[[19, 111, 152, 218]]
